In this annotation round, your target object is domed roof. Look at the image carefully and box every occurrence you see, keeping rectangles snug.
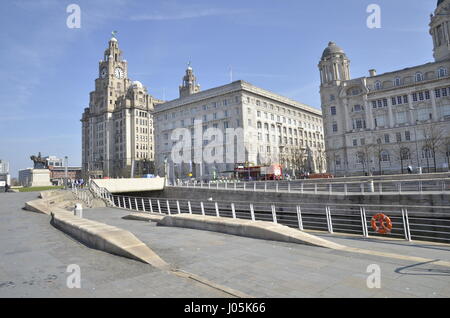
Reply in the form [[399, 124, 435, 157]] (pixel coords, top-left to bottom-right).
[[110, 37, 117, 42], [321, 41, 345, 59], [132, 81, 143, 88]]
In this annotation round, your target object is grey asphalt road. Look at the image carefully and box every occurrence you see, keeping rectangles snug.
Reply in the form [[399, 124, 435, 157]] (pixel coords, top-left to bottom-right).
[[1, 192, 450, 298]]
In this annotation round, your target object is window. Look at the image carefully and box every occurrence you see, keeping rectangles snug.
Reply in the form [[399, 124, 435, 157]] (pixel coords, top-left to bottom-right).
[[394, 78, 401, 86], [438, 67, 448, 78], [422, 147, 434, 159], [381, 151, 390, 162], [372, 101, 377, 109], [443, 88, 448, 97], [418, 108, 430, 121], [412, 93, 418, 102], [392, 97, 397, 106], [375, 81, 382, 90], [397, 96, 403, 104], [353, 139, 357, 147], [383, 99, 388, 107], [425, 91, 430, 100], [440, 105, 450, 117], [396, 132, 402, 143], [419, 92, 424, 101], [396, 111, 407, 124], [384, 134, 390, 143], [403, 95, 408, 104], [405, 131, 411, 141], [354, 104, 363, 112], [415, 72, 423, 82], [436, 88, 441, 98], [375, 116, 385, 127], [332, 122, 338, 132]]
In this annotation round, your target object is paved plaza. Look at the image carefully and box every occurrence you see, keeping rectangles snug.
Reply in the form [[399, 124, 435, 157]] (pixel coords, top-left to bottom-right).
[[1, 192, 450, 297]]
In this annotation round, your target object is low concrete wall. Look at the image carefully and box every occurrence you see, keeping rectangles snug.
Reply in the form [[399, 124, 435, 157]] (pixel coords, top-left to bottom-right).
[[93, 178, 165, 194], [51, 211, 170, 269], [158, 214, 345, 249], [126, 187, 450, 207]]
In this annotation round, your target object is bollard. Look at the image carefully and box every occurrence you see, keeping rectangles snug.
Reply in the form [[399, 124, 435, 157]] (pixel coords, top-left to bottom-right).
[[368, 180, 375, 193], [74, 203, 83, 218]]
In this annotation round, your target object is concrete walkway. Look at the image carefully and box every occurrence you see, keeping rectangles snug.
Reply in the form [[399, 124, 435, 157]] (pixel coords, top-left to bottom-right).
[[82, 206, 450, 298]]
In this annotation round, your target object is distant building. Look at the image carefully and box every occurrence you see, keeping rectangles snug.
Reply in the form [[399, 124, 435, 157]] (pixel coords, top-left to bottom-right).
[[81, 36, 163, 180], [49, 167, 82, 186], [0, 159, 9, 174], [154, 66, 325, 181], [319, 0, 450, 176], [0, 159, 10, 188]]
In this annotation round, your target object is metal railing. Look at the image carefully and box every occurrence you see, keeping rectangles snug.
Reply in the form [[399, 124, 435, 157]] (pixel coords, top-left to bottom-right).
[[71, 186, 94, 208], [171, 178, 450, 195], [105, 193, 450, 244]]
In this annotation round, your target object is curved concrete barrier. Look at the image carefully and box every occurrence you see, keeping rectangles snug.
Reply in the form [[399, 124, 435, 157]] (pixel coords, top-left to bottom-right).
[[51, 211, 170, 269], [122, 212, 164, 222], [157, 214, 346, 249]]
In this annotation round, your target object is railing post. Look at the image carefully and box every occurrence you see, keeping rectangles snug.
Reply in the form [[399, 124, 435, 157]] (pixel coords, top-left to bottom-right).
[[250, 203, 255, 221], [122, 197, 126, 209], [271, 205, 277, 224], [177, 200, 181, 214], [379, 182, 383, 194], [157, 200, 162, 214], [149, 199, 154, 213], [231, 203, 236, 219], [314, 184, 318, 194], [201, 181, 203, 188], [215, 202, 220, 217], [128, 197, 132, 210], [209, 181, 211, 189], [329, 183, 332, 195], [360, 207, 368, 238], [276, 183, 279, 193], [135, 198, 138, 211], [188, 201, 192, 214], [398, 182, 402, 194], [360, 183, 365, 195], [244, 183, 246, 191], [326, 206, 333, 233], [234, 182, 237, 191], [288, 183, 291, 193], [301, 183, 304, 194], [201, 202, 205, 215], [296, 205, 303, 230], [166, 200, 171, 215], [142, 198, 146, 212], [254, 182, 256, 192], [419, 181, 422, 194], [402, 208, 412, 241], [217, 182, 219, 190], [344, 183, 348, 196], [225, 182, 228, 190], [265, 182, 267, 192]]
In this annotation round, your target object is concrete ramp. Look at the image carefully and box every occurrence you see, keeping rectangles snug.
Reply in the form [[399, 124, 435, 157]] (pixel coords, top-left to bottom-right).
[[157, 214, 346, 249], [92, 177, 165, 194]]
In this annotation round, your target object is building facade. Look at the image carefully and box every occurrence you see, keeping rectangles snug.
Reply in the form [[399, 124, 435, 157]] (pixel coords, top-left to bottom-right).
[[319, 0, 450, 176], [154, 66, 325, 181], [81, 36, 163, 179]]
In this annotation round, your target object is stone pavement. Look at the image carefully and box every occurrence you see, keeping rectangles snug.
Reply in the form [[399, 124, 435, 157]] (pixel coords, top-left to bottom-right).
[[82, 207, 450, 298], [0, 193, 227, 298], [1, 192, 450, 297]]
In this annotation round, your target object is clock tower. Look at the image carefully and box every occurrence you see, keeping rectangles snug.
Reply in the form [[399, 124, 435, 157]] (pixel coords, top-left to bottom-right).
[[81, 34, 163, 179]]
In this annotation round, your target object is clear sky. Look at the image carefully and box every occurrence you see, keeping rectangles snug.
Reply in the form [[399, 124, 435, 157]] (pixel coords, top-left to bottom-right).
[[0, 0, 439, 177]]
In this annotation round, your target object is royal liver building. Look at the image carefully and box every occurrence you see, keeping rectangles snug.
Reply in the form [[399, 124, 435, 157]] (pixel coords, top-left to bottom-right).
[[81, 35, 163, 179], [320, 0, 450, 176]]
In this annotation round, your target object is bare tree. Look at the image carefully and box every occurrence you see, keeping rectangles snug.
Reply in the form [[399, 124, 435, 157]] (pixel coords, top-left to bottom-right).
[[281, 146, 308, 176], [422, 125, 445, 173], [356, 143, 375, 176], [440, 136, 450, 172], [392, 142, 413, 174]]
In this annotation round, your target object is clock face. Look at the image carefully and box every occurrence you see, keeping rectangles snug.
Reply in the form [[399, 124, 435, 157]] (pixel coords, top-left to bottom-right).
[[114, 67, 124, 79], [100, 68, 107, 79]]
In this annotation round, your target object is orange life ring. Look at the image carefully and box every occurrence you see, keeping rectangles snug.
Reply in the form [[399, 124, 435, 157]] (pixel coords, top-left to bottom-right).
[[371, 213, 393, 234]]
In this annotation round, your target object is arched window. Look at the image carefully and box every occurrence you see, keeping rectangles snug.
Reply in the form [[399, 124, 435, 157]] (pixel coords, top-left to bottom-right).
[[375, 81, 382, 90], [415, 72, 424, 82], [400, 148, 411, 160], [381, 150, 390, 162], [394, 77, 401, 86], [438, 67, 448, 78], [422, 147, 434, 159], [257, 121, 262, 129]]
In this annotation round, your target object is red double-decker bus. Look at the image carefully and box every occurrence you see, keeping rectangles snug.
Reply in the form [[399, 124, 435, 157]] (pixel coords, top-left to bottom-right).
[[234, 164, 283, 181]]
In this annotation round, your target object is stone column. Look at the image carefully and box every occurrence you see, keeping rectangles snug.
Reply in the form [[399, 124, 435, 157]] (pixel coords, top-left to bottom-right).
[[407, 93, 415, 125], [363, 96, 373, 130], [430, 89, 438, 121], [387, 97, 395, 128], [343, 99, 351, 132]]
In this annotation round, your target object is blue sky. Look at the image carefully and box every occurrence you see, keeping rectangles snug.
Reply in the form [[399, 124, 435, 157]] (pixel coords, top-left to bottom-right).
[[0, 0, 439, 177]]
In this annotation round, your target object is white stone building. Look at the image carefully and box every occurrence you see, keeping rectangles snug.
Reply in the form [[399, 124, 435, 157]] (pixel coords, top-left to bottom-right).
[[319, 0, 450, 176], [81, 36, 163, 179], [154, 66, 325, 181]]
